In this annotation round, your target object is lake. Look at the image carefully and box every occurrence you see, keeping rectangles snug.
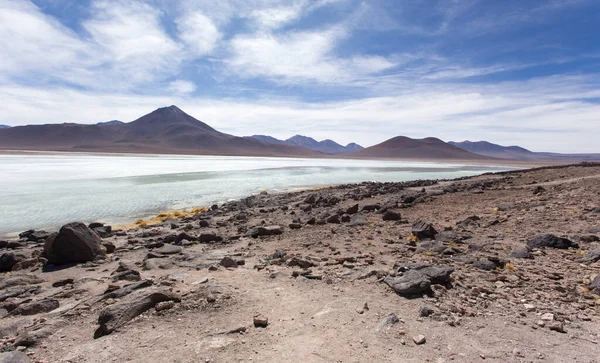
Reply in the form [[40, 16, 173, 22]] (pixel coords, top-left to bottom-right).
[[0, 152, 515, 236]]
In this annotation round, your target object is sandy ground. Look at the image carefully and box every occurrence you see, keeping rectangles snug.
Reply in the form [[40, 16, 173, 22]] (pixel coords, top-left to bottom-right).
[[1, 163, 600, 362]]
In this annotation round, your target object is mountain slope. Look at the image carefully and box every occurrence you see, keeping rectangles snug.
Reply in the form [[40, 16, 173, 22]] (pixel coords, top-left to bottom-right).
[[0, 106, 322, 157], [245, 134, 363, 154], [349, 136, 492, 160], [450, 140, 600, 161], [0, 124, 10, 129], [449, 141, 534, 160]]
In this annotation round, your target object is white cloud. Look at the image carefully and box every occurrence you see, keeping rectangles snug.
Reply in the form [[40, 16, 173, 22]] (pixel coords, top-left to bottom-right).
[[249, 4, 305, 30], [227, 28, 395, 84], [176, 12, 221, 56], [83, 0, 183, 87], [0, 1, 93, 81], [168, 80, 196, 94]]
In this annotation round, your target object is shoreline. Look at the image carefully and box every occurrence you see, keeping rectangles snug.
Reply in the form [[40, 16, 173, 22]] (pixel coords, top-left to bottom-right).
[[4, 161, 595, 239], [0, 148, 554, 167], [0, 153, 524, 237]]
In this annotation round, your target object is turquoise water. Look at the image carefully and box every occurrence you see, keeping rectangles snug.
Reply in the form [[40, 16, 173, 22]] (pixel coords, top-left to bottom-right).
[[0, 152, 514, 236]]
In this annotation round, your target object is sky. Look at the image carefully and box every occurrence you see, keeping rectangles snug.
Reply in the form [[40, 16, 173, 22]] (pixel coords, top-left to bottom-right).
[[1, 0, 600, 152]]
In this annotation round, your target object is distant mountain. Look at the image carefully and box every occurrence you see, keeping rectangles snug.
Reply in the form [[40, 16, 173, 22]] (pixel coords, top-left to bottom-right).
[[349, 136, 491, 160], [449, 141, 534, 160], [245, 134, 363, 154], [0, 124, 11, 129], [0, 106, 323, 157], [97, 120, 124, 126], [247, 135, 287, 145], [450, 140, 600, 161]]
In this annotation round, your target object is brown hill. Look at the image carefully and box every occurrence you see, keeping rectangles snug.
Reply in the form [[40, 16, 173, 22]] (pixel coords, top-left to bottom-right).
[[349, 136, 493, 160], [0, 106, 322, 157]]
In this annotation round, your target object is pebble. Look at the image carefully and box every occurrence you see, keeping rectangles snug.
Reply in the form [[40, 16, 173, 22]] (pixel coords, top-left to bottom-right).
[[413, 334, 426, 345]]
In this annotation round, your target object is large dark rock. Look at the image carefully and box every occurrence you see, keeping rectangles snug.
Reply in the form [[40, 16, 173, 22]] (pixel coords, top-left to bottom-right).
[[527, 234, 578, 249], [248, 225, 283, 238], [510, 247, 533, 259], [0, 274, 43, 290], [18, 230, 51, 242], [198, 231, 223, 243], [412, 220, 438, 239], [346, 204, 359, 215], [43, 222, 106, 264], [386, 263, 454, 297], [154, 245, 182, 255], [472, 259, 497, 271], [10, 298, 59, 316], [384, 270, 431, 296], [94, 289, 180, 338], [382, 211, 401, 221], [0, 252, 26, 272]]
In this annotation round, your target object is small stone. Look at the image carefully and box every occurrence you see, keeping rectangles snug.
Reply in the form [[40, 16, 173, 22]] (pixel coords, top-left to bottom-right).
[[220, 257, 238, 268], [413, 334, 426, 345], [536, 320, 545, 327], [540, 313, 554, 321], [253, 314, 268, 328], [548, 321, 566, 333], [523, 303, 535, 312]]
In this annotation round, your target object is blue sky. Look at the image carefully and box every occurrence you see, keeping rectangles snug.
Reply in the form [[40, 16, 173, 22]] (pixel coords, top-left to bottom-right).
[[1, 0, 599, 152]]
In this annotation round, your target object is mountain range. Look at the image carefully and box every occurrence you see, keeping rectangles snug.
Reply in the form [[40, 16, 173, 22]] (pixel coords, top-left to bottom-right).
[[352, 136, 491, 160], [0, 124, 11, 129], [1, 106, 598, 162], [0, 106, 321, 157], [450, 141, 600, 162], [245, 134, 363, 155]]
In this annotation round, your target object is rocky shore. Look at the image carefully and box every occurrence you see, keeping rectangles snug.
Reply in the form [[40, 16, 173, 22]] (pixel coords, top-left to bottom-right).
[[1, 163, 600, 362]]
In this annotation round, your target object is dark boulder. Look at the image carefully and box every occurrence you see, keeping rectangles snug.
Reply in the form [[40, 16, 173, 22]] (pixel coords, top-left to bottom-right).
[[10, 298, 59, 316], [0, 252, 26, 272], [382, 211, 401, 221], [18, 230, 51, 242], [384, 270, 431, 297], [472, 259, 497, 271], [154, 245, 182, 255], [326, 215, 340, 224], [92, 225, 112, 238], [198, 231, 223, 243], [412, 220, 438, 240], [220, 256, 238, 268], [510, 247, 533, 259], [527, 234, 578, 249], [43, 222, 106, 265], [386, 263, 454, 297], [346, 204, 359, 215], [248, 225, 283, 238], [94, 289, 180, 338]]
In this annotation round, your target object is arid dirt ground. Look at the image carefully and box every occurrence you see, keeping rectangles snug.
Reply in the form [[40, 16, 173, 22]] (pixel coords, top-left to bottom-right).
[[1, 163, 600, 362]]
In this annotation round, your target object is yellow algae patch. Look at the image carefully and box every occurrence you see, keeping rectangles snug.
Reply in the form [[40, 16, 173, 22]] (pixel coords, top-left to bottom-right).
[[407, 233, 419, 242], [116, 206, 210, 230]]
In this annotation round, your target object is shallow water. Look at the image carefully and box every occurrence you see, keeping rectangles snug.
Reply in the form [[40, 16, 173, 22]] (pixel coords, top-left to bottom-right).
[[0, 152, 514, 236]]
